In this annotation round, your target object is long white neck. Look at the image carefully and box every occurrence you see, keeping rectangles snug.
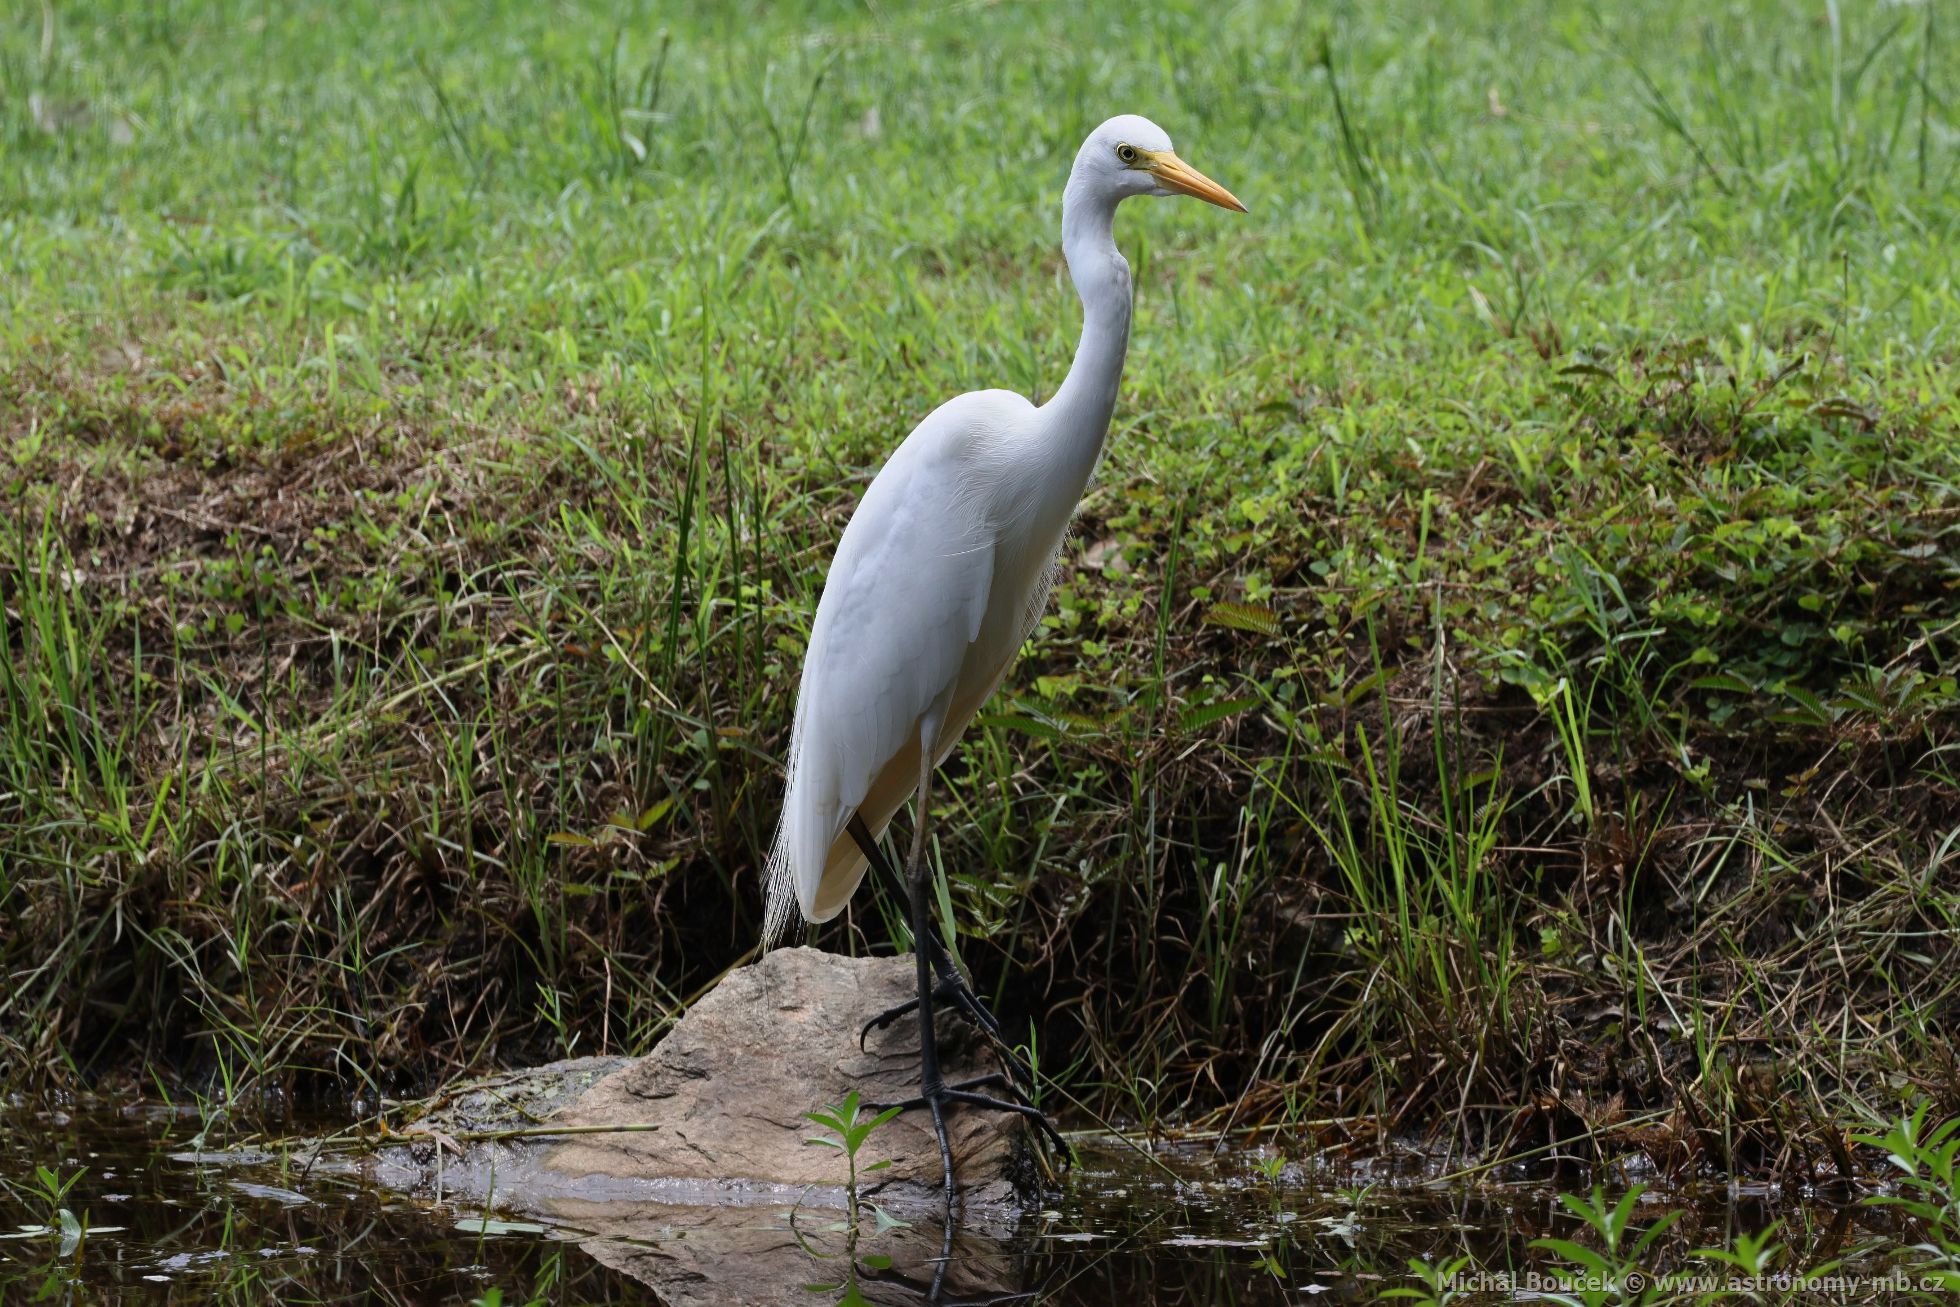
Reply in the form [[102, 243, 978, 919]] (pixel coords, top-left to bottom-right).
[[1037, 174, 1132, 487]]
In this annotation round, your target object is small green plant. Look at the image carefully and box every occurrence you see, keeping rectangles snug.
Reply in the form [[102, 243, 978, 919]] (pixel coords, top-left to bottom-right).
[[1528, 1184, 1678, 1307], [1689, 1220, 1837, 1306], [0, 1166, 119, 1259], [803, 1090, 903, 1230], [1855, 1102, 1960, 1293], [796, 1092, 909, 1306], [1316, 1182, 1374, 1246], [22, 1165, 83, 1220], [1383, 1255, 1477, 1306], [1247, 1151, 1288, 1223]]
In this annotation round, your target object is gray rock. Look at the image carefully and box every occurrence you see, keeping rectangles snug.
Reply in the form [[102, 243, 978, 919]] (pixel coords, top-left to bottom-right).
[[540, 946, 1029, 1209], [363, 947, 1035, 1219], [175, 950, 1048, 1304], [416, 1054, 633, 1131]]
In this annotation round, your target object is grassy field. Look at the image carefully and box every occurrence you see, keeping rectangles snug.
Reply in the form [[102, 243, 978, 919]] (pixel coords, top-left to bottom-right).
[[2, 0, 1956, 1181]]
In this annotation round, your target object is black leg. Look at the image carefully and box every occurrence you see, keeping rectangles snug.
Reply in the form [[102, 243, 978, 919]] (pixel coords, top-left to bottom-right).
[[906, 848, 958, 1209], [849, 816, 1022, 1064], [849, 812, 1071, 1185], [854, 873, 1050, 1097]]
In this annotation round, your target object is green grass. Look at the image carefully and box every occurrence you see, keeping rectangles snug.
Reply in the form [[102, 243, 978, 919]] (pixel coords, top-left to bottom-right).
[[1, 0, 1956, 1173]]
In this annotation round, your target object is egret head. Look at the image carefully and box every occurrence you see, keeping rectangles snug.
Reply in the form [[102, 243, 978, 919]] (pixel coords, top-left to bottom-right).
[[1071, 114, 1246, 213]]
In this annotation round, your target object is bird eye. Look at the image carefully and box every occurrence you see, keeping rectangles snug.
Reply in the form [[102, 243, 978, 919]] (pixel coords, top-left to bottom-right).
[[1116, 144, 1138, 164]]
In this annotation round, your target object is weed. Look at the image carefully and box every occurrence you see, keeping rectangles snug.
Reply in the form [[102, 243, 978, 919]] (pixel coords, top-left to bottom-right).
[[1855, 1103, 1960, 1293], [803, 1090, 904, 1231], [1529, 1185, 1680, 1305], [0, 1166, 120, 1260]]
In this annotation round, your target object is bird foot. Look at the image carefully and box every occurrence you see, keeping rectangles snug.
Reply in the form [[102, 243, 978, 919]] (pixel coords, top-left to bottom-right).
[[860, 974, 1038, 1099], [870, 1074, 1070, 1170], [862, 987, 1003, 1050]]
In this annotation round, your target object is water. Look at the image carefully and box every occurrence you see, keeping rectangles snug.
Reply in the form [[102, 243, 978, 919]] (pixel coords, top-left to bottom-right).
[[0, 1098, 1903, 1304]]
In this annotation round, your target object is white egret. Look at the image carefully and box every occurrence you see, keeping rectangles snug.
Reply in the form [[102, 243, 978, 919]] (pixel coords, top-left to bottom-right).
[[763, 114, 1244, 1203]]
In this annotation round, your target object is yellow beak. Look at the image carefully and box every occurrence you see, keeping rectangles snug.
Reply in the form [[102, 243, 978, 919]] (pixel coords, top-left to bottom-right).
[[1147, 151, 1247, 213]]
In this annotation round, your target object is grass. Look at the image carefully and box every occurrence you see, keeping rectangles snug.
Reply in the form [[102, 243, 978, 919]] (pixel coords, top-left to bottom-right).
[[0, 0, 1955, 1187]]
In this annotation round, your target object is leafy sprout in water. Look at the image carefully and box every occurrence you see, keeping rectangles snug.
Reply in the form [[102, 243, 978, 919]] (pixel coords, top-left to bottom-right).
[[1527, 1184, 1679, 1307], [797, 1091, 910, 1307], [803, 1090, 905, 1231], [1854, 1102, 1960, 1292], [0, 1166, 122, 1258]]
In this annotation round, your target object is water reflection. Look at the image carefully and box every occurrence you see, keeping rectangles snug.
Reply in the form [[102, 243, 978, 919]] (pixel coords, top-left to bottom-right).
[[534, 1196, 1023, 1306], [0, 1100, 1903, 1305]]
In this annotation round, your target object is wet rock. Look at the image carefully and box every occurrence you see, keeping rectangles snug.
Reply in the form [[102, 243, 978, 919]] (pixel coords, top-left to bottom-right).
[[415, 1055, 632, 1132], [354, 1054, 630, 1203], [542, 946, 1027, 1207], [368, 947, 1032, 1215]]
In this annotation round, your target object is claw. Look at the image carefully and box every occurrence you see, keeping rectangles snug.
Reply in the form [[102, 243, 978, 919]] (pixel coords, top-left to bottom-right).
[[860, 996, 923, 1050], [943, 1074, 1070, 1161], [858, 974, 1038, 1104], [869, 1075, 1070, 1173], [859, 979, 962, 1050]]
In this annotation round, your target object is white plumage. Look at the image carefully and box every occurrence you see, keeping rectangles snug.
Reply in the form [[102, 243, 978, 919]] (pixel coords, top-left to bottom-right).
[[763, 114, 1244, 945]]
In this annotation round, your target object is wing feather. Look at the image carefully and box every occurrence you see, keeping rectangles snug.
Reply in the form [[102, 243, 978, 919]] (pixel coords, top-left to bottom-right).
[[763, 393, 1025, 942]]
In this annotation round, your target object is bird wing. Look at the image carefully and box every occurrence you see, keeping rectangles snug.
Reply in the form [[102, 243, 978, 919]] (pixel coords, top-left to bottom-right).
[[764, 393, 1027, 939]]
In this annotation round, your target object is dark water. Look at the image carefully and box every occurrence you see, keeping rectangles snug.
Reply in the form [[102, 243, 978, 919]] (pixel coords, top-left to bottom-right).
[[0, 1098, 1905, 1304]]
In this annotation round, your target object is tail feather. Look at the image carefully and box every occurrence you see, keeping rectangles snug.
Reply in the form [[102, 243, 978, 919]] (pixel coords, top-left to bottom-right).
[[761, 842, 799, 948], [765, 666, 859, 945], [761, 698, 808, 949]]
